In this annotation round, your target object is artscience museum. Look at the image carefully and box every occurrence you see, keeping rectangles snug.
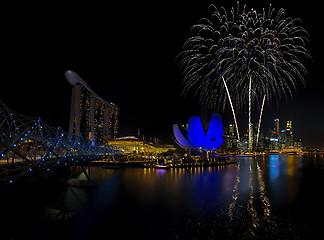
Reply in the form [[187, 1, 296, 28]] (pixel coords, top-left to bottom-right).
[[172, 113, 224, 151]]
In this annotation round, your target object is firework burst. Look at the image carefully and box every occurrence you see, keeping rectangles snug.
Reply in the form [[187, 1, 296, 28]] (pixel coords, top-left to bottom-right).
[[178, 1, 311, 149]]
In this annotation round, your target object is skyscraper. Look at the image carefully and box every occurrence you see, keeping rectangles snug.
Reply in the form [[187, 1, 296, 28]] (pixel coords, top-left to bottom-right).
[[286, 121, 293, 147], [229, 124, 235, 136], [267, 119, 280, 151], [65, 70, 119, 144], [225, 124, 237, 150], [274, 119, 280, 137]]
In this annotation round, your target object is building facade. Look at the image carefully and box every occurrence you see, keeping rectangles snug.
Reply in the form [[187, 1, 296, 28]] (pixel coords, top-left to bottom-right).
[[65, 70, 119, 144]]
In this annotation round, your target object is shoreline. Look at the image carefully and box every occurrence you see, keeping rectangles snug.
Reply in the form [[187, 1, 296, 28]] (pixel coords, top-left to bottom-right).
[[90, 158, 237, 169]]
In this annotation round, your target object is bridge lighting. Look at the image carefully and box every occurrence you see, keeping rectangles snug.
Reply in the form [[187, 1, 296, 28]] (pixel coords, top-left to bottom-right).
[[1, 100, 121, 183]]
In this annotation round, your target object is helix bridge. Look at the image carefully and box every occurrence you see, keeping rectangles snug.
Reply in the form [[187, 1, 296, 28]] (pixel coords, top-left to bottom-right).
[[0, 100, 120, 184]]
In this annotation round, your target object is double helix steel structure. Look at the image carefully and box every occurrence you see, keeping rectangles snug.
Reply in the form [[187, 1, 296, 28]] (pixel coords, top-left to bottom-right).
[[0, 100, 119, 184]]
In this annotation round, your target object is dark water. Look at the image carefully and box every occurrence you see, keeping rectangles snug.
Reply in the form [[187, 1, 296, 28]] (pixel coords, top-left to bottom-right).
[[1, 154, 324, 239]]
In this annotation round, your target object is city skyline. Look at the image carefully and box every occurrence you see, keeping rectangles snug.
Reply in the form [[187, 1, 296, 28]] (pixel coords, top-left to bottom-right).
[[1, 2, 324, 239], [1, 0, 323, 147], [223, 118, 304, 152]]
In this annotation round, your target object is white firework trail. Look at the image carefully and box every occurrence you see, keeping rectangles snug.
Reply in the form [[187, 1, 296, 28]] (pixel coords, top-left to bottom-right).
[[222, 76, 240, 141], [178, 1, 311, 139], [248, 75, 252, 151], [256, 95, 266, 148]]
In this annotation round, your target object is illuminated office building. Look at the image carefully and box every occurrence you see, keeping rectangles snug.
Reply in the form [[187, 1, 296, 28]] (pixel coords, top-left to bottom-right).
[[271, 118, 280, 151], [274, 119, 280, 138], [280, 129, 286, 148], [224, 124, 237, 150], [286, 121, 293, 147]]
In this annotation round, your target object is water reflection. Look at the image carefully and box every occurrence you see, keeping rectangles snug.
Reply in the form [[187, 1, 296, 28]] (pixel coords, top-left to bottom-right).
[[60, 154, 324, 239], [1, 154, 324, 239], [269, 155, 280, 180], [247, 162, 258, 234], [256, 161, 271, 222], [228, 161, 240, 221]]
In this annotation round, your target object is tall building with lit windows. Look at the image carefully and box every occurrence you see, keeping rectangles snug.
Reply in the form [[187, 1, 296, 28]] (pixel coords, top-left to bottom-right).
[[268, 119, 280, 151], [286, 120, 293, 147], [224, 124, 237, 150], [274, 119, 280, 137], [65, 70, 119, 144], [272, 118, 280, 150]]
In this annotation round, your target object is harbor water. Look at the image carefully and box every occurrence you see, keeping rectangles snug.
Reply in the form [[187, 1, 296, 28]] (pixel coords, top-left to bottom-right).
[[1, 154, 324, 239]]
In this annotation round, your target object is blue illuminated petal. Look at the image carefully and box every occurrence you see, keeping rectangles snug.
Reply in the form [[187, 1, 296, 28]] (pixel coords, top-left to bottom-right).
[[204, 113, 224, 150], [187, 116, 206, 148], [172, 124, 194, 149], [173, 113, 224, 151]]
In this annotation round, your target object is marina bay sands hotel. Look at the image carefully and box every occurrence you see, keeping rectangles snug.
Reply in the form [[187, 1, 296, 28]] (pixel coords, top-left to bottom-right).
[[65, 70, 119, 144]]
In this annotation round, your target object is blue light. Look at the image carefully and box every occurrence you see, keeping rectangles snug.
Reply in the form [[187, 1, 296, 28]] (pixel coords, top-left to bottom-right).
[[185, 113, 224, 151], [188, 116, 206, 148], [269, 155, 280, 180], [204, 113, 224, 150]]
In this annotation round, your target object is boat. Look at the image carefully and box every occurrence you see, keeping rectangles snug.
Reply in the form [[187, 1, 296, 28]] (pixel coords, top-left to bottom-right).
[[153, 164, 170, 169]]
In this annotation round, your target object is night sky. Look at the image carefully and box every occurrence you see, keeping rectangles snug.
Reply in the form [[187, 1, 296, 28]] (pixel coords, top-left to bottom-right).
[[1, 0, 324, 147]]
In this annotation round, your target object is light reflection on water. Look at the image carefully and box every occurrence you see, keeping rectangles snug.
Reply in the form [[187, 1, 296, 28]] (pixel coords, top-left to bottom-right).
[[65, 154, 324, 239], [1, 154, 324, 239]]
